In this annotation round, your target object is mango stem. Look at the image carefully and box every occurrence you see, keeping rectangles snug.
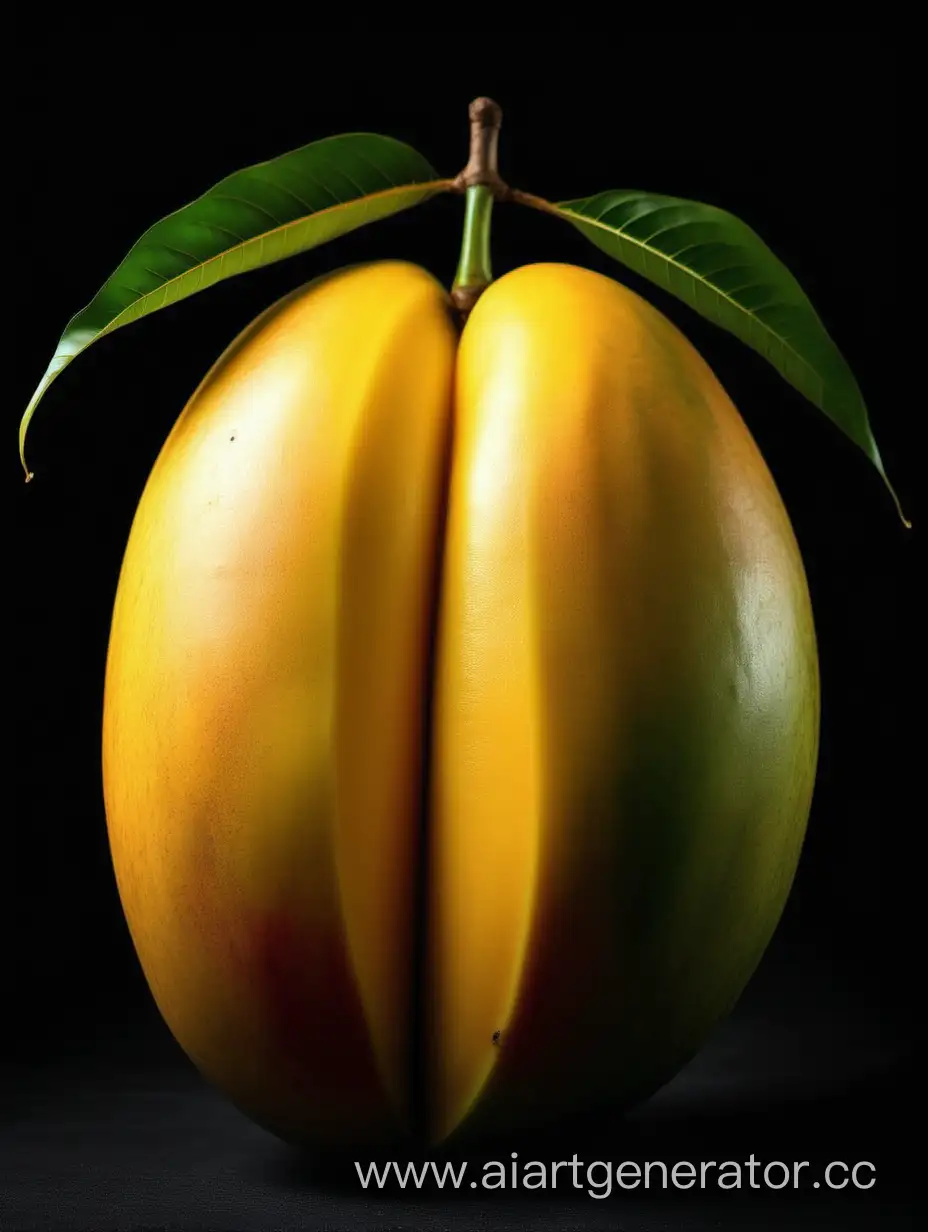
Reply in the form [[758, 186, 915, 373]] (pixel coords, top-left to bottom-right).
[[451, 97, 508, 317]]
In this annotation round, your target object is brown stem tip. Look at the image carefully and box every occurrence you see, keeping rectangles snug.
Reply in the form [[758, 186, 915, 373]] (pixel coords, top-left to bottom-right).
[[453, 97, 509, 197], [450, 284, 485, 316], [470, 96, 502, 128]]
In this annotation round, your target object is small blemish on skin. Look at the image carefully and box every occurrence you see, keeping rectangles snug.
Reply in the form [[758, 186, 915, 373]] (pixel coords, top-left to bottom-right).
[[230, 434, 236, 442], [492, 1030, 501, 1046]]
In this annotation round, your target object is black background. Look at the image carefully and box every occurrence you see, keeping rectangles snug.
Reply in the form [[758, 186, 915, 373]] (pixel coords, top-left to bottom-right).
[[9, 25, 916, 1232]]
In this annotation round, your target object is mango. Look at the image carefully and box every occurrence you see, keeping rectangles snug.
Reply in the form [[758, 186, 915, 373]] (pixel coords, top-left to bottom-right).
[[101, 258, 819, 1148]]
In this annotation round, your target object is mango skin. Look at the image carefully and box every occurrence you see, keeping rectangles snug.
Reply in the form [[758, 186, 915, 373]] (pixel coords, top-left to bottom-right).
[[102, 262, 456, 1145], [101, 259, 819, 1148], [430, 263, 819, 1143]]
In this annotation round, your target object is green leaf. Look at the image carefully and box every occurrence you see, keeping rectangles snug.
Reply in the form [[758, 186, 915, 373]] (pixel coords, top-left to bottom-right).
[[20, 134, 451, 478], [516, 189, 908, 526]]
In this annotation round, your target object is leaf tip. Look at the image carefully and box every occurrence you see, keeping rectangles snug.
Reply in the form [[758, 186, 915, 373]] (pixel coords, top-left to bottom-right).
[[870, 438, 910, 529], [880, 471, 910, 528], [20, 419, 34, 482], [880, 475, 910, 529]]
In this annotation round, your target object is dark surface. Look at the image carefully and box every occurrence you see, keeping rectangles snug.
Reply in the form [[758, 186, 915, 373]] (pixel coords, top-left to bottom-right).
[[11, 25, 914, 1232], [3, 937, 919, 1231]]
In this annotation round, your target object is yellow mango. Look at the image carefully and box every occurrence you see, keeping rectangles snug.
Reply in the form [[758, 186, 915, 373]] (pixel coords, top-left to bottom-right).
[[102, 258, 818, 1148]]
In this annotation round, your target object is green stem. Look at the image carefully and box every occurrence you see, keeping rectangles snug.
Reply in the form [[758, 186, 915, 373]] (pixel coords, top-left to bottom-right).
[[450, 98, 507, 317], [452, 184, 495, 304]]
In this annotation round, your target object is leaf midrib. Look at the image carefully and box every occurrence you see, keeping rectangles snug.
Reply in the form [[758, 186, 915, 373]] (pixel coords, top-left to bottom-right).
[[557, 202, 823, 400], [96, 179, 454, 340]]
